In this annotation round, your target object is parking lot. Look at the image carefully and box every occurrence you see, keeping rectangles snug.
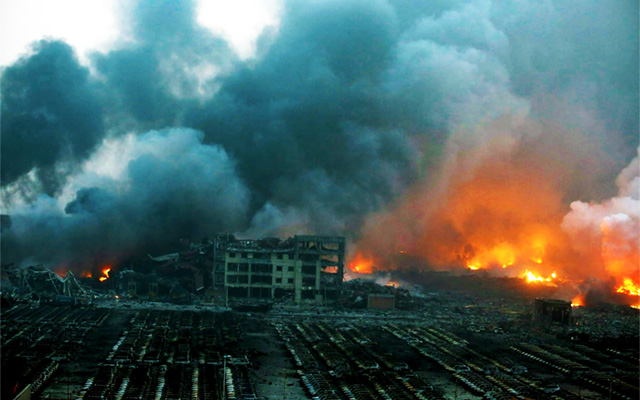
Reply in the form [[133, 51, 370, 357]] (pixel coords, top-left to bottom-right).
[[2, 292, 638, 399]]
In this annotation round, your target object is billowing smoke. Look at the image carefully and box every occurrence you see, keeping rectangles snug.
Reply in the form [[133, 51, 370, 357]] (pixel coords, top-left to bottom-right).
[[1, 0, 638, 281], [1, 41, 104, 196], [562, 150, 639, 289], [2, 128, 249, 269]]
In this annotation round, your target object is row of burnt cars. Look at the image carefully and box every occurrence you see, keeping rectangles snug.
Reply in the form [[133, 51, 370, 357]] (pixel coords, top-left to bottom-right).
[[2, 302, 260, 399], [1, 303, 110, 399], [78, 308, 258, 400], [275, 320, 447, 400], [512, 342, 638, 399], [385, 323, 573, 400], [274, 314, 638, 400], [386, 322, 638, 400]]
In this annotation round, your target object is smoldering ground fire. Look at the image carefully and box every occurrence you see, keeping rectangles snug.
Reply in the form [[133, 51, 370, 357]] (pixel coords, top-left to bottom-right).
[[1, 0, 638, 310]]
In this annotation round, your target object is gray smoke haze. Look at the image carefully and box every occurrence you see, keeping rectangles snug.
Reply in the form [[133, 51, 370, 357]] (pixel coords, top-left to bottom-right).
[[1, 0, 637, 271]]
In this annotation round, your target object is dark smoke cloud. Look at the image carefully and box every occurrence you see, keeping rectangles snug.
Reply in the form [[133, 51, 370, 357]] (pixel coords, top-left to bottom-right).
[[1, 0, 637, 270], [187, 0, 417, 229], [1, 40, 104, 196], [2, 129, 249, 268], [93, 0, 236, 129]]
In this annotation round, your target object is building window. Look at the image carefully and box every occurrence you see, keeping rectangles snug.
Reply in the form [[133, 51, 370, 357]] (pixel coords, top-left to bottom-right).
[[253, 275, 270, 284], [276, 278, 282, 283], [287, 278, 294, 284], [276, 265, 283, 271]]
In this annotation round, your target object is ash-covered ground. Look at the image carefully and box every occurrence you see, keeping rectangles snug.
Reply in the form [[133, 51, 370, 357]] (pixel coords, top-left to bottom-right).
[[2, 275, 638, 400]]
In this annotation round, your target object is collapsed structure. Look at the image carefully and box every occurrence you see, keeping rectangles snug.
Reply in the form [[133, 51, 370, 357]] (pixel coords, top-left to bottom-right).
[[4, 234, 345, 306], [5, 264, 87, 301], [211, 234, 345, 304]]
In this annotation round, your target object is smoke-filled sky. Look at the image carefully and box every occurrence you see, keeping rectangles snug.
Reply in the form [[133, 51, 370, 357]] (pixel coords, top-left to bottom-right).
[[1, 0, 638, 280]]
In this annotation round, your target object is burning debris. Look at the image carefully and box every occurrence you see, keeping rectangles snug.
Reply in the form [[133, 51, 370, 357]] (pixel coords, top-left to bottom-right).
[[349, 253, 375, 274], [571, 294, 585, 308], [522, 270, 558, 285], [98, 267, 111, 282]]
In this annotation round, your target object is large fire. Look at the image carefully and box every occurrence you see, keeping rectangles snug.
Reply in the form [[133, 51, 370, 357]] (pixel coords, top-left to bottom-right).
[[99, 267, 111, 282], [616, 278, 640, 309], [352, 136, 639, 306]]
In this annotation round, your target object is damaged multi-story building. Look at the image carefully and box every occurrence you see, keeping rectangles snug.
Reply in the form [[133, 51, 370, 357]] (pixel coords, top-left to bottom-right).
[[211, 234, 345, 304]]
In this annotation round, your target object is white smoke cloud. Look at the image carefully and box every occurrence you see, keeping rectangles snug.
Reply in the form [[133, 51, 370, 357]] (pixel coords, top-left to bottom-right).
[[562, 148, 640, 280]]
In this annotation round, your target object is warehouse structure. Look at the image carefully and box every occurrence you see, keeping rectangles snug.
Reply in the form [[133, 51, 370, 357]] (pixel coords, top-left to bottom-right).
[[212, 234, 345, 304]]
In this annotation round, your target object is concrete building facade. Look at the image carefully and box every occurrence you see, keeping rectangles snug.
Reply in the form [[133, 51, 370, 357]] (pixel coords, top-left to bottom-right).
[[212, 234, 345, 304]]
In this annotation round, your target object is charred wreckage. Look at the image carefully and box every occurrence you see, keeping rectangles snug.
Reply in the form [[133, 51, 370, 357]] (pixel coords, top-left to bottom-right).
[[4, 234, 345, 308]]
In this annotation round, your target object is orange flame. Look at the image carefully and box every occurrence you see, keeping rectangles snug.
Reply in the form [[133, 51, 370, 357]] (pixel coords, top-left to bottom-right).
[[99, 267, 111, 282], [522, 270, 558, 285], [53, 267, 68, 278], [571, 294, 584, 307], [349, 253, 374, 274], [467, 262, 481, 270], [616, 278, 640, 297], [463, 238, 548, 272], [81, 270, 93, 278]]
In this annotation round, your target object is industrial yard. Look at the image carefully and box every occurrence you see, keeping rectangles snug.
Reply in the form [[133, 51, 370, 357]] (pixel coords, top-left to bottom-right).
[[2, 277, 638, 400], [3, 0, 639, 399]]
